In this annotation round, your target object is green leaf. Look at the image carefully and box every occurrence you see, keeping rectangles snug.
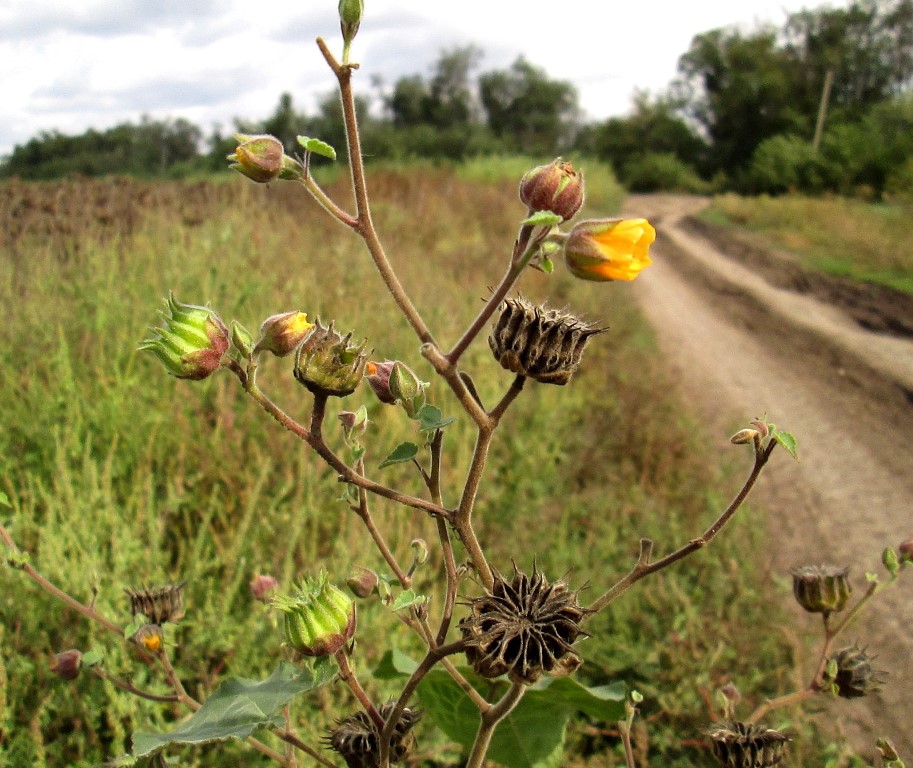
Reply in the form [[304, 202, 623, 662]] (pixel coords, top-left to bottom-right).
[[132, 660, 336, 757], [82, 648, 104, 667], [350, 445, 366, 463], [379, 442, 418, 469], [296, 135, 336, 160], [391, 590, 426, 611], [772, 429, 798, 460], [4, 546, 30, 567], [522, 211, 562, 228], [882, 547, 900, 577], [374, 648, 420, 680], [415, 668, 625, 768], [0, 490, 11, 507], [417, 404, 456, 432], [536, 256, 555, 274]]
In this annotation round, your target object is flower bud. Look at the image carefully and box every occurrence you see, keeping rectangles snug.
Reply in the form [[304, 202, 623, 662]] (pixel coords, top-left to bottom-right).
[[254, 311, 314, 358], [519, 159, 585, 222], [489, 295, 603, 385], [133, 623, 165, 654], [228, 134, 285, 183], [898, 537, 913, 564], [365, 360, 397, 404], [706, 721, 790, 768], [730, 428, 761, 445], [410, 538, 429, 566], [338, 0, 364, 47], [272, 571, 356, 657], [789, 565, 852, 614], [249, 573, 280, 602], [294, 319, 368, 398], [50, 649, 82, 681], [389, 361, 427, 417], [827, 643, 885, 698], [345, 566, 378, 599], [125, 582, 187, 624], [139, 294, 230, 381], [564, 218, 655, 282]]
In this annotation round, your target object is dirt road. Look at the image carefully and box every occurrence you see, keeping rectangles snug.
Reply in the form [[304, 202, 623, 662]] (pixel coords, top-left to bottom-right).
[[626, 195, 913, 757]]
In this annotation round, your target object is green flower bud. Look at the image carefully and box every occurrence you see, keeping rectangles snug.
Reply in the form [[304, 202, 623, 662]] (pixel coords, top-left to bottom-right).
[[389, 361, 427, 417], [139, 294, 230, 380], [294, 319, 368, 398], [50, 649, 83, 681], [518, 159, 585, 222], [789, 564, 852, 614], [272, 572, 356, 657], [338, 0, 364, 47], [254, 311, 315, 358]]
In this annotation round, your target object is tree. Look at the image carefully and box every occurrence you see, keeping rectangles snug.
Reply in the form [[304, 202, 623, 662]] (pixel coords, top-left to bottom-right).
[[479, 58, 579, 155]]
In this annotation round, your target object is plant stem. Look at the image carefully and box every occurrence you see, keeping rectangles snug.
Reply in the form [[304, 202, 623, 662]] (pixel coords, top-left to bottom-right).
[[589, 441, 777, 613], [465, 681, 527, 768], [454, 428, 496, 590], [354, 456, 410, 587], [335, 649, 384, 729]]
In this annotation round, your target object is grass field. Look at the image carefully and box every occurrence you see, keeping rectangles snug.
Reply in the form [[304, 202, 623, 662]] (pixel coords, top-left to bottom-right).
[[0, 165, 833, 767], [702, 193, 913, 295]]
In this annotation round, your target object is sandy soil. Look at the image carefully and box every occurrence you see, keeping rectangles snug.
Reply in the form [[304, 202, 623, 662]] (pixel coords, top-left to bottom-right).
[[625, 195, 913, 758]]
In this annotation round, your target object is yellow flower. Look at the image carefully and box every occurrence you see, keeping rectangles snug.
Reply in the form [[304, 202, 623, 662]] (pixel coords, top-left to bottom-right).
[[254, 311, 315, 357], [563, 218, 655, 282]]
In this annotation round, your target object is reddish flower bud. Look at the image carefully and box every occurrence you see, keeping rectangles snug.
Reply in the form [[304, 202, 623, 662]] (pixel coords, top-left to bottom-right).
[[228, 134, 285, 183], [345, 566, 378, 599], [519, 159, 585, 222], [50, 649, 82, 681], [365, 360, 397, 404], [250, 573, 280, 602]]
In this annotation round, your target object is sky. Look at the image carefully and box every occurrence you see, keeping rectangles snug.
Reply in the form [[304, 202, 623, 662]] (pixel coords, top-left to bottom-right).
[[1, 0, 838, 158]]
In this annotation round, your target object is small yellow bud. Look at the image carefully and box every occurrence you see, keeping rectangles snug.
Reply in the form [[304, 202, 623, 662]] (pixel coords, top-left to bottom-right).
[[564, 218, 655, 282]]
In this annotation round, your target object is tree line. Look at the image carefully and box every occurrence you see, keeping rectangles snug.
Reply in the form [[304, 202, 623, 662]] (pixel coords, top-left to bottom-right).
[[3, 0, 912, 199]]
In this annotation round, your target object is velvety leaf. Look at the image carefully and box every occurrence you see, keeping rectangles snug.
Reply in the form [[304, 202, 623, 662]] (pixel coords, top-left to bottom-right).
[[0, 490, 10, 507], [373, 648, 420, 679], [132, 660, 336, 757], [391, 589, 426, 611], [379, 442, 419, 468], [417, 404, 456, 432], [772, 429, 798, 459], [296, 135, 337, 160]]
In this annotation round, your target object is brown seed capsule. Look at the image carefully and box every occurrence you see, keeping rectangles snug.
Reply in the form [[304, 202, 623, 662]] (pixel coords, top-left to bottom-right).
[[489, 296, 603, 386], [827, 644, 885, 699], [125, 582, 186, 625], [789, 565, 851, 614], [459, 564, 588, 685], [327, 702, 421, 768], [707, 721, 791, 768]]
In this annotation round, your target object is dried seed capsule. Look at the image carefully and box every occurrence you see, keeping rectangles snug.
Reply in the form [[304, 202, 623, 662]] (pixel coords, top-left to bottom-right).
[[827, 644, 885, 699], [706, 721, 791, 768], [459, 564, 588, 685], [328, 702, 421, 768], [125, 582, 186, 625], [489, 296, 603, 385], [789, 564, 852, 614]]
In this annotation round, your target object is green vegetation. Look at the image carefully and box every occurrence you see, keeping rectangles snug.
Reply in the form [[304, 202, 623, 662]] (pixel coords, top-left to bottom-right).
[[703, 194, 913, 294], [0, 167, 820, 765]]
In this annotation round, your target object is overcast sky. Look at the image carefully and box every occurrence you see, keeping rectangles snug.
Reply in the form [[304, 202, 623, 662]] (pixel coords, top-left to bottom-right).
[[1, 0, 838, 158]]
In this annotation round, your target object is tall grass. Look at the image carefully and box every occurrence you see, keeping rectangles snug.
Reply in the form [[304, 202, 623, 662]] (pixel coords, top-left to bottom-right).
[[704, 193, 913, 294], [1, 167, 807, 767]]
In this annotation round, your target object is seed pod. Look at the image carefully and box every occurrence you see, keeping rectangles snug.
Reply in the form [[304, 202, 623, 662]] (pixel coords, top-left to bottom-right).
[[489, 296, 603, 386], [789, 565, 852, 614], [706, 721, 791, 768], [459, 564, 588, 685], [328, 702, 421, 768], [294, 319, 368, 398], [827, 644, 885, 699], [125, 582, 186, 624]]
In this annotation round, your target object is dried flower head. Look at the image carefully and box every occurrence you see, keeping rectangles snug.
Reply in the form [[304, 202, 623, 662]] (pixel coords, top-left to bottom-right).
[[294, 319, 369, 398], [827, 643, 885, 699], [125, 582, 186, 624], [489, 296, 603, 385], [789, 564, 852, 614], [327, 702, 421, 768], [459, 564, 588, 684], [707, 721, 791, 768]]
